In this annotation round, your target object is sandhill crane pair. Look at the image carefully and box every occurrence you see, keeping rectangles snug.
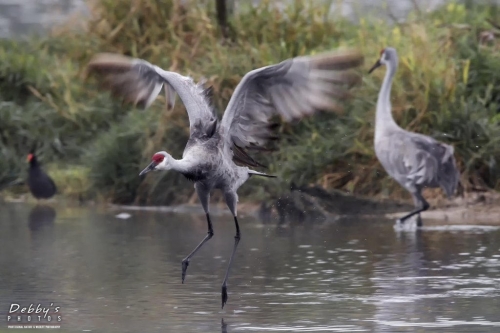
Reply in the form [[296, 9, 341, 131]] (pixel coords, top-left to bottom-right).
[[86, 46, 459, 307]]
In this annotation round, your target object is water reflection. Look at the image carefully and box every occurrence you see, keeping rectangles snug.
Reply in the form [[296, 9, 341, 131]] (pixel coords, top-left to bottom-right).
[[372, 230, 424, 332], [371, 225, 500, 331], [28, 204, 56, 231], [0, 203, 500, 332], [221, 318, 228, 333]]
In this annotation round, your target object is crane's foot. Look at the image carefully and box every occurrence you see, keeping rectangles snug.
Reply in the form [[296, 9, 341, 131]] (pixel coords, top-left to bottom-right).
[[221, 284, 228, 309], [181, 259, 190, 284], [394, 216, 419, 232], [416, 214, 423, 227], [394, 218, 407, 232]]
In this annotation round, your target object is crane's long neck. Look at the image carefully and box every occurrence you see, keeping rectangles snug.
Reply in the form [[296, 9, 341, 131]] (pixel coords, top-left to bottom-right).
[[375, 59, 399, 139], [167, 155, 192, 174]]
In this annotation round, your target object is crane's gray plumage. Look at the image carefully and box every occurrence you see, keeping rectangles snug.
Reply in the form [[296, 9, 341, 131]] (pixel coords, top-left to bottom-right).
[[86, 49, 364, 307], [219, 53, 363, 164], [369, 47, 459, 227]]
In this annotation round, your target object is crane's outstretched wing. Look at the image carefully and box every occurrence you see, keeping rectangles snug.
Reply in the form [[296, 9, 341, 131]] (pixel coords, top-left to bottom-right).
[[86, 53, 216, 138], [219, 49, 364, 167]]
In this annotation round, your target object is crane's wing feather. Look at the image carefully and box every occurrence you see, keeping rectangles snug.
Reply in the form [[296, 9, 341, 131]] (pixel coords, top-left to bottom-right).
[[379, 132, 459, 198], [219, 49, 364, 167], [407, 134, 459, 197], [86, 53, 216, 137]]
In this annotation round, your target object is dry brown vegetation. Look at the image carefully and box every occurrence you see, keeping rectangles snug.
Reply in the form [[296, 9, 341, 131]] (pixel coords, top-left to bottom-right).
[[1, 1, 500, 206]]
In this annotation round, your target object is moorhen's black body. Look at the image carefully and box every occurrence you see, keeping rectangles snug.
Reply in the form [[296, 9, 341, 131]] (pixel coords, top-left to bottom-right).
[[27, 152, 57, 200]]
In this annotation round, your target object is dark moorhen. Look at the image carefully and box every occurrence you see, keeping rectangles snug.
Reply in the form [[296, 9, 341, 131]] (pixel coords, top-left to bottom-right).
[[27, 151, 57, 200]]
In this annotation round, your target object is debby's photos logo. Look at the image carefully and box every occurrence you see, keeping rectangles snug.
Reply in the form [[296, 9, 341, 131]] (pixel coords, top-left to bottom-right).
[[6, 303, 62, 329]]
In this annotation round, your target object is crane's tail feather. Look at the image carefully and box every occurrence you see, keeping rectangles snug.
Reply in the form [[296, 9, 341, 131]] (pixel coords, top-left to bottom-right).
[[248, 170, 277, 178], [439, 147, 460, 198]]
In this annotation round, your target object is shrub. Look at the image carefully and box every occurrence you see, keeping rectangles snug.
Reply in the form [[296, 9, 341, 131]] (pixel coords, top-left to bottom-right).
[[2, 0, 500, 205]]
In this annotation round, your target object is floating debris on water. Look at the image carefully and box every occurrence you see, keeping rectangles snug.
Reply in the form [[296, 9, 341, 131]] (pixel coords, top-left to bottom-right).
[[115, 212, 131, 219]]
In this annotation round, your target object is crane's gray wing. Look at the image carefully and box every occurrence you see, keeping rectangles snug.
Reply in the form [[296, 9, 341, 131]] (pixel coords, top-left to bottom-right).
[[86, 53, 216, 137], [407, 134, 459, 198], [219, 49, 364, 167], [378, 132, 459, 198]]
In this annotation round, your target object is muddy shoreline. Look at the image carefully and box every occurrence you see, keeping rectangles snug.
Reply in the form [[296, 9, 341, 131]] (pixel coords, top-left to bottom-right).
[[385, 193, 500, 225], [3, 184, 499, 225], [107, 186, 500, 225]]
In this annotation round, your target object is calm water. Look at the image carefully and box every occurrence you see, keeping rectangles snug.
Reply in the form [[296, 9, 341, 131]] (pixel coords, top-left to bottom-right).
[[1, 203, 500, 332]]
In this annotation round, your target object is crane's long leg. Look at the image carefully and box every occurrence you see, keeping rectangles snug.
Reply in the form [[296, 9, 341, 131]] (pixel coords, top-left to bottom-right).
[[221, 215, 240, 308], [398, 191, 429, 227], [413, 192, 425, 227], [221, 192, 241, 309], [181, 184, 213, 283], [181, 213, 213, 283]]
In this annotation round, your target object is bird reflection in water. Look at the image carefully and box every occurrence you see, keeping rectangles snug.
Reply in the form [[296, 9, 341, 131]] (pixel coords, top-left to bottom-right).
[[221, 318, 228, 333], [28, 205, 56, 231]]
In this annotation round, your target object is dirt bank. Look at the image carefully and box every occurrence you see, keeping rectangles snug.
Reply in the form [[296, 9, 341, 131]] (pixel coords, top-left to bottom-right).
[[385, 191, 500, 225], [6, 184, 499, 225], [257, 185, 500, 225]]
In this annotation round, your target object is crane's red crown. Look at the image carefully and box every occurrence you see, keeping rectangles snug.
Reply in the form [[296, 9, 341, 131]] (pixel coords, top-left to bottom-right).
[[152, 153, 165, 163], [379, 49, 385, 56], [27, 153, 34, 162]]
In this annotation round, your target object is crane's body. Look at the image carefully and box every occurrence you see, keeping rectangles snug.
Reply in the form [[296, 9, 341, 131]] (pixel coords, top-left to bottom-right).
[[87, 49, 364, 308], [369, 47, 459, 227], [375, 129, 457, 197], [150, 127, 269, 214]]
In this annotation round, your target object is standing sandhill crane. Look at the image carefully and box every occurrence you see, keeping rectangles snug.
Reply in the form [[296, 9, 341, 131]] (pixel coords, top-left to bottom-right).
[[27, 150, 57, 200], [86, 49, 364, 308], [368, 47, 459, 227]]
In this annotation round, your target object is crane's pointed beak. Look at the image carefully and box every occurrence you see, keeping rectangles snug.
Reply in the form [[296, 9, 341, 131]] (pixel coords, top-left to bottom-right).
[[139, 161, 157, 177], [368, 59, 382, 74]]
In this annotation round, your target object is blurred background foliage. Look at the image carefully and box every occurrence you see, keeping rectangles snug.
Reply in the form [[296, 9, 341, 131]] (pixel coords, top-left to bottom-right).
[[1, 0, 500, 205]]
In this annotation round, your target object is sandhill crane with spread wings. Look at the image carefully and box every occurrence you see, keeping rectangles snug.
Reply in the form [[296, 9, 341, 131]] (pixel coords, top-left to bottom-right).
[[86, 49, 364, 308]]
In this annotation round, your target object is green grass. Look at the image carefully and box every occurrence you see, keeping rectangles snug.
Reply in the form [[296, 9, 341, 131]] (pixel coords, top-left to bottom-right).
[[2, 0, 500, 205]]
